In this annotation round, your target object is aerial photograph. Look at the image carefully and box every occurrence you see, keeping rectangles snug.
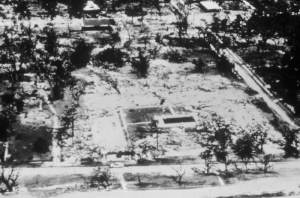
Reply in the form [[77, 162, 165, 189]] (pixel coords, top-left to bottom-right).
[[0, 0, 299, 197]]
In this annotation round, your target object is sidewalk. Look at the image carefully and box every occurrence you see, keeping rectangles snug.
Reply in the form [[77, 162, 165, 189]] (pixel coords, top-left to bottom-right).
[[10, 159, 300, 198]]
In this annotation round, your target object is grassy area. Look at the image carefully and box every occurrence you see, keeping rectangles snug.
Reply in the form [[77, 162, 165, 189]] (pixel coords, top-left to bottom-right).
[[123, 172, 220, 190], [23, 171, 121, 198]]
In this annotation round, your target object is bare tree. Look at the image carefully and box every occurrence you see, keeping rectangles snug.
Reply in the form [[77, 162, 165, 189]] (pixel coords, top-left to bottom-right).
[[169, 0, 191, 40], [171, 165, 185, 185], [0, 165, 19, 194]]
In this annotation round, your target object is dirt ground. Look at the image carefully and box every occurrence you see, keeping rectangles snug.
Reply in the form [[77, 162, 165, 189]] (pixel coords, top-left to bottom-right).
[[71, 55, 283, 160]]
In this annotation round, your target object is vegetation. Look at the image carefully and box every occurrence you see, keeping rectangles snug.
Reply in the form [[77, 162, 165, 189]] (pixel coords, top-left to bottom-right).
[[0, 165, 18, 194], [32, 137, 50, 154], [13, 0, 30, 19], [209, 0, 300, 115], [70, 39, 92, 69], [171, 166, 185, 185], [40, 0, 57, 19], [163, 49, 187, 63], [258, 154, 274, 174], [200, 149, 214, 174], [89, 167, 112, 189], [131, 49, 150, 78], [281, 126, 299, 158], [192, 58, 206, 73], [94, 47, 126, 68], [232, 134, 256, 171], [169, 0, 190, 40]]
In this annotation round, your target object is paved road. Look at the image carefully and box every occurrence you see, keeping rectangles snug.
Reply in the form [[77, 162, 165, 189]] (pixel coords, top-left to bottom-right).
[[10, 159, 300, 198]]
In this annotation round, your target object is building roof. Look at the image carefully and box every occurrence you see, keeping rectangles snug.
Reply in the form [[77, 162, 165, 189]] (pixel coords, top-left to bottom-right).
[[200, 1, 222, 11], [83, 1, 100, 11]]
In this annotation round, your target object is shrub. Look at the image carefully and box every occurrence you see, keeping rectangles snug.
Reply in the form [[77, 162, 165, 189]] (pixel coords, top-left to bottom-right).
[[131, 50, 150, 78], [163, 49, 187, 63], [67, 0, 85, 18], [95, 47, 125, 68], [44, 27, 58, 56], [89, 167, 112, 189], [280, 127, 299, 158], [70, 39, 92, 69], [40, 0, 57, 19], [216, 55, 234, 75], [125, 3, 147, 17], [193, 58, 206, 73], [13, 0, 31, 19]]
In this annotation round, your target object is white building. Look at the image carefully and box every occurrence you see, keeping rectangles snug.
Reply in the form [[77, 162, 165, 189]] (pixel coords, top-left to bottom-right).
[[199, 1, 222, 12]]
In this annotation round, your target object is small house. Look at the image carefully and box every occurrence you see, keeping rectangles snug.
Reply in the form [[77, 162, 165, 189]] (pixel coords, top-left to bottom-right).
[[199, 1, 222, 12], [83, 0, 101, 19], [82, 0, 116, 32]]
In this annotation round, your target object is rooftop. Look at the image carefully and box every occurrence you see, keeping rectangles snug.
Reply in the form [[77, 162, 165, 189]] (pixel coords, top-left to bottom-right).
[[83, 0, 100, 11], [199, 1, 222, 11]]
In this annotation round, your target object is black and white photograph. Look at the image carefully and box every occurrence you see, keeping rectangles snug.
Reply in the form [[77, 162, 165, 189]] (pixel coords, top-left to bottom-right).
[[0, 0, 300, 197]]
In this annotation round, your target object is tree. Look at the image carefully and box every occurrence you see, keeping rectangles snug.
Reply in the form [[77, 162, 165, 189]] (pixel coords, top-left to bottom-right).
[[0, 165, 19, 194], [131, 48, 150, 78], [47, 57, 72, 101], [171, 166, 185, 185], [89, 167, 112, 189], [216, 55, 234, 75], [94, 47, 125, 68], [200, 149, 214, 174], [281, 126, 299, 158], [192, 58, 205, 73], [70, 39, 92, 69], [40, 0, 58, 19], [44, 27, 58, 56], [211, 118, 233, 173], [135, 139, 157, 160], [242, 1, 300, 113], [232, 134, 256, 172], [32, 137, 50, 154], [125, 2, 147, 20], [13, 0, 31, 19], [200, 116, 233, 173], [251, 123, 268, 153], [134, 133, 166, 161], [67, 0, 86, 18], [94, 0, 107, 8], [210, 15, 222, 34], [56, 104, 77, 147], [170, 1, 190, 41], [258, 154, 274, 174], [284, 21, 300, 115]]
